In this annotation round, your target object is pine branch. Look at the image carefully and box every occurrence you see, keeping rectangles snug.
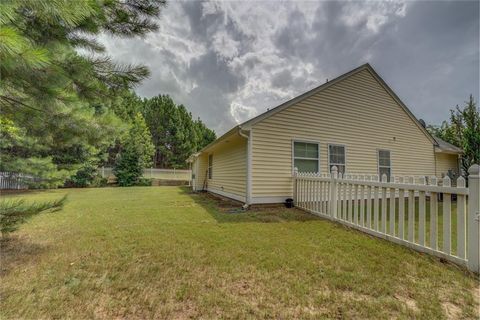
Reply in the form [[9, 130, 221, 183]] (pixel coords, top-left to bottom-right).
[[0, 95, 45, 113]]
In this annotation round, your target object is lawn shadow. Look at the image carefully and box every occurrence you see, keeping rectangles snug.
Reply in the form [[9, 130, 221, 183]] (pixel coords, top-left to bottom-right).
[[179, 187, 320, 223], [0, 235, 49, 277], [0, 189, 55, 197]]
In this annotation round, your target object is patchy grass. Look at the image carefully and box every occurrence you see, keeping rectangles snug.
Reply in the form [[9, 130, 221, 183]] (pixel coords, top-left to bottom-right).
[[0, 187, 478, 319]]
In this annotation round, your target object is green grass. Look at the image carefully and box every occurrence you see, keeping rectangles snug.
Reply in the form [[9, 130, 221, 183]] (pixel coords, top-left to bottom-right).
[[1, 187, 478, 319]]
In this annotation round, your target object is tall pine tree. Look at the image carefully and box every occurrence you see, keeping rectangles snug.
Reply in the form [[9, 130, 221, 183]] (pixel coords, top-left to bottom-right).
[[142, 94, 216, 168], [0, 0, 166, 187]]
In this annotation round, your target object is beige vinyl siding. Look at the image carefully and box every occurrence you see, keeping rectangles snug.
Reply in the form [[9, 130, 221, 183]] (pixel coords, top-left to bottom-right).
[[252, 68, 435, 198], [435, 153, 460, 178], [193, 153, 208, 190], [207, 135, 247, 199]]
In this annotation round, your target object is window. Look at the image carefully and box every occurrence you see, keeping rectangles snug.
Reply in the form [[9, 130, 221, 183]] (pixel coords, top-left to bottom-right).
[[378, 150, 391, 181], [208, 154, 213, 179], [293, 141, 319, 173], [328, 145, 346, 174]]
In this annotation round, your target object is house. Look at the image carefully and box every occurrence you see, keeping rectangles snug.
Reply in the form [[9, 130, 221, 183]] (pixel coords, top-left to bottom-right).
[[189, 63, 462, 205]]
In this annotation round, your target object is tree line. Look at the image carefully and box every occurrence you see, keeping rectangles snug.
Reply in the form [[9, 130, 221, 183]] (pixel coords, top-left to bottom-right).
[[427, 95, 480, 176], [111, 92, 216, 169], [109, 92, 216, 186], [0, 0, 215, 189]]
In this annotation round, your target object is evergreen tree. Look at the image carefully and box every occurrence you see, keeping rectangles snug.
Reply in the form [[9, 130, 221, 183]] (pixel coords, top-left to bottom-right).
[[0, 0, 166, 187], [142, 95, 216, 168], [114, 113, 154, 186], [194, 118, 217, 152]]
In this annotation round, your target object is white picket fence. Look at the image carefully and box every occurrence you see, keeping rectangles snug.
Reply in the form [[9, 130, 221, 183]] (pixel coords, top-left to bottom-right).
[[0, 172, 30, 190], [99, 167, 192, 181], [293, 165, 480, 273]]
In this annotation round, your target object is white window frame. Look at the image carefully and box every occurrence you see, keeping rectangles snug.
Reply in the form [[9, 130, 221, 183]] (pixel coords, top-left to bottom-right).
[[377, 149, 392, 181], [328, 144, 347, 174], [208, 154, 213, 179], [291, 139, 321, 174]]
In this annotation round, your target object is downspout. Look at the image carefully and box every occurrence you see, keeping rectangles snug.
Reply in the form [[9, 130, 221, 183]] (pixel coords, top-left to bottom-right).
[[239, 128, 252, 208], [194, 156, 199, 191]]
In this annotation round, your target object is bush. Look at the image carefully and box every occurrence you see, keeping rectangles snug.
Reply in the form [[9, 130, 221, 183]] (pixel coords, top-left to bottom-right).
[[0, 195, 67, 237], [91, 176, 108, 187], [65, 163, 101, 188], [113, 151, 143, 186]]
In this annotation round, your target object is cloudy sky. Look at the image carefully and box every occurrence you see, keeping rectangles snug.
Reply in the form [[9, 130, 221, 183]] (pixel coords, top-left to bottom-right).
[[102, 0, 479, 135]]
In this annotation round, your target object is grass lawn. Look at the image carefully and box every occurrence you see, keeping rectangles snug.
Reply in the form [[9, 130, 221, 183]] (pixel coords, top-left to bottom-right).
[[1, 187, 478, 319]]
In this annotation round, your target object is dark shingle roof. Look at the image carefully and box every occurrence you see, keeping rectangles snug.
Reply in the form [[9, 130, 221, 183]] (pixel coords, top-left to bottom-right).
[[433, 136, 463, 154]]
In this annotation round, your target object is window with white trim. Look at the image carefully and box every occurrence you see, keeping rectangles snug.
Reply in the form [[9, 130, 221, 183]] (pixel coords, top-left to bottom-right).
[[293, 141, 319, 173], [378, 150, 391, 181], [328, 144, 346, 174], [208, 154, 213, 179]]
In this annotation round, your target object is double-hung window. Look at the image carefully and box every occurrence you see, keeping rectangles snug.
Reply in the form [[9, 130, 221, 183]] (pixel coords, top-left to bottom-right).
[[378, 150, 391, 181], [328, 144, 346, 174], [293, 141, 319, 173], [208, 154, 213, 179]]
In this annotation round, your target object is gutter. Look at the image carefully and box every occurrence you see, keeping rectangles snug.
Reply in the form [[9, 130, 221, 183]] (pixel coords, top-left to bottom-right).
[[239, 127, 252, 208]]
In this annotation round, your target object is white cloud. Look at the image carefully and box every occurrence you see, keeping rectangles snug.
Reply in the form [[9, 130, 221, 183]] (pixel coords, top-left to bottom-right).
[[212, 30, 240, 60], [99, 1, 479, 135], [341, 1, 408, 33]]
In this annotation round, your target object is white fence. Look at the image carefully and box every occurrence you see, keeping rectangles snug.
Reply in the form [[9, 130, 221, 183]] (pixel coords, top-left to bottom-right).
[[99, 167, 192, 181], [293, 165, 480, 273], [0, 172, 30, 190]]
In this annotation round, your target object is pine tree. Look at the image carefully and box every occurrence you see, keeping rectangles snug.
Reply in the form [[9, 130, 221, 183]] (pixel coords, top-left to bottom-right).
[[142, 95, 216, 168], [114, 113, 155, 186], [0, 0, 166, 187]]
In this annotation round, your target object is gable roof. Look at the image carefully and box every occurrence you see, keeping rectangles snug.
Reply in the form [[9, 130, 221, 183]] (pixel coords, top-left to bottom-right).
[[197, 63, 437, 154], [433, 136, 463, 154]]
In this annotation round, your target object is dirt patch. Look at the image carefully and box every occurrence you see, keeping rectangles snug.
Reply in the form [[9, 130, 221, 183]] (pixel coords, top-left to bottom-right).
[[442, 301, 461, 319], [204, 192, 244, 210], [342, 290, 373, 302], [394, 294, 419, 313], [472, 286, 480, 304]]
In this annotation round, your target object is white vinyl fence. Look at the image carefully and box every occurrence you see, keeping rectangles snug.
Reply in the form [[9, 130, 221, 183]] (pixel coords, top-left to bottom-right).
[[0, 172, 30, 190], [99, 167, 192, 181], [293, 165, 480, 273]]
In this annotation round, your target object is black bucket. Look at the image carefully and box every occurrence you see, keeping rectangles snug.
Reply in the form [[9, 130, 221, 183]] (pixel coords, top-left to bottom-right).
[[285, 198, 294, 208]]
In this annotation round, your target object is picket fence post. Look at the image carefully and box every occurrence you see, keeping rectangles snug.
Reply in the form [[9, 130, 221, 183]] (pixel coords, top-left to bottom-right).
[[293, 167, 299, 206], [330, 166, 338, 218], [467, 164, 480, 273]]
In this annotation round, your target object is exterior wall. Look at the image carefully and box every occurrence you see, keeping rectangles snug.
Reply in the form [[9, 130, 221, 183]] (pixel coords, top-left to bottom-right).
[[251, 68, 436, 200], [192, 153, 208, 191], [206, 135, 247, 201], [435, 153, 460, 178]]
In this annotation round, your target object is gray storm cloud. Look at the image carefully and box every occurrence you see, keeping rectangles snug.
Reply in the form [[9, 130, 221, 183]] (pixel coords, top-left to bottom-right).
[[100, 1, 479, 135]]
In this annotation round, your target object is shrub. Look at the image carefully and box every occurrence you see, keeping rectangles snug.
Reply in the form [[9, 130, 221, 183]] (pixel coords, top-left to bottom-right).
[[91, 176, 108, 187], [113, 151, 143, 186], [0, 195, 67, 237], [65, 163, 99, 188]]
